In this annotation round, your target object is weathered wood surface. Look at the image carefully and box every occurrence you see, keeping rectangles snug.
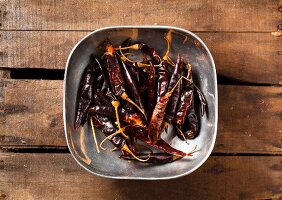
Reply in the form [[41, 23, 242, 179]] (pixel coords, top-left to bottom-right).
[[0, 0, 281, 31], [0, 153, 281, 200], [1, 31, 281, 84], [0, 79, 281, 154], [0, 79, 65, 147]]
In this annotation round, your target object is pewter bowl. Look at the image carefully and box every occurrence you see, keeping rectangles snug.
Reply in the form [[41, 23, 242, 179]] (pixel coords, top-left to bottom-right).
[[64, 26, 218, 180]]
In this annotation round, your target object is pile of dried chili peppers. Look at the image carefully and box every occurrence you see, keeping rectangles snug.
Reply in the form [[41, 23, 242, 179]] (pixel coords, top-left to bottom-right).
[[74, 35, 206, 164]]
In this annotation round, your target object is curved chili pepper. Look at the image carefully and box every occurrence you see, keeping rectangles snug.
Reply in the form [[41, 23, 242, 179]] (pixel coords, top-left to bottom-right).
[[103, 42, 145, 115], [117, 42, 161, 64], [95, 117, 150, 162], [175, 90, 193, 125], [96, 91, 112, 107], [164, 55, 182, 124], [103, 44, 126, 96], [155, 32, 172, 102], [175, 87, 199, 140], [145, 62, 156, 119], [123, 61, 141, 83], [148, 72, 185, 144], [88, 106, 144, 126], [120, 153, 182, 164], [124, 125, 187, 157], [156, 60, 169, 102], [74, 55, 100, 130], [119, 59, 146, 116], [174, 64, 193, 125], [91, 94, 143, 158], [138, 43, 161, 64]]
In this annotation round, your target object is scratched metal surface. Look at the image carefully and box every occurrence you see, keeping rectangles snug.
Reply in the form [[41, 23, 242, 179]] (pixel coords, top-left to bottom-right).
[[64, 26, 218, 180]]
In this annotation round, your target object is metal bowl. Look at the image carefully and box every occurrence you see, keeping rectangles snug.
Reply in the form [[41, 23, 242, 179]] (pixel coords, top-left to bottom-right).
[[64, 26, 218, 180]]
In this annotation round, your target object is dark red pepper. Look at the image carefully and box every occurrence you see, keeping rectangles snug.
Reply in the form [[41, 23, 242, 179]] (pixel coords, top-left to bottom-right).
[[156, 60, 169, 102], [74, 55, 100, 130], [174, 64, 193, 125], [164, 55, 182, 123], [124, 125, 187, 157], [88, 106, 144, 126], [119, 59, 146, 116]]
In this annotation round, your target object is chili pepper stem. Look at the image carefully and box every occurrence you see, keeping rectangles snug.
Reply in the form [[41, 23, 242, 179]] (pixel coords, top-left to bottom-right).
[[166, 76, 192, 98], [115, 44, 140, 51], [90, 116, 100, 153], [175, 126, 188, 143], [186, 145, 198, 156], [163, 36, 171, 61], [99, 128, 125, 150], [119, 47, 136, 63], [161, 122, 169, 134], [172, 155, 183, 161], [119, 47, 162, 68], [122, 144, 151, 162], [121, 92, 145, 116], [163, 34, 175, 67], [111, 147, 118, 152], [112, 100, 128, 139], [167, 56, 176, 67]]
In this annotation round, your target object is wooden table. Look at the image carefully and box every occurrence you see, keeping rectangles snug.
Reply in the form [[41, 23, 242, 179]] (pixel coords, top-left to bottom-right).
[[0, 1, 281, 199]]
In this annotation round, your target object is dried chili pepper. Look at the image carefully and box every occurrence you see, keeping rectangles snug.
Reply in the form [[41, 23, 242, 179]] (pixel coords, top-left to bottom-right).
[[174, 64, 193, 126], [124, 126, 188, 157], [126, 61, 147, 85], [74, 55, 100, 130], [91, 93, 149, 162], [156, 61, 169, 102], [176, 99, 199, 140], [119, 59, 145, 116], [96, 91, 112, 107], [88, 106, 144, 126], [145, 62, 156, 119], [164, 54, 182, 124], [117, 42, 161, 64], [103, 42, 145, 115], [155, 34, 171, 102], [148, 74, 187, 144], [94, 57, 128, 138]]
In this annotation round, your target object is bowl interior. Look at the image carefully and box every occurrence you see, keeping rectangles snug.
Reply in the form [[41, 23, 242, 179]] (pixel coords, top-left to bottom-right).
[[64, 27, 217, 180]]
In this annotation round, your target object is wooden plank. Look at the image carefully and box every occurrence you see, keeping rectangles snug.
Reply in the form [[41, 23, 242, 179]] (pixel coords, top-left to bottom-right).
[[0, 0, 281, 31], [217, 85, 282, 154], [0, 79, 282, 154], [0, 79, 65, 147], [0, 153, 281, 199], [1, 31, 281, 84]]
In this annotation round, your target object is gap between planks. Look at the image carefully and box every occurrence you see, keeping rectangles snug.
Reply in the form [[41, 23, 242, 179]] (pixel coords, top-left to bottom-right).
[[0, 31, 281, 85], [0, 0, 281, 32], [0, 79, 281, 154]]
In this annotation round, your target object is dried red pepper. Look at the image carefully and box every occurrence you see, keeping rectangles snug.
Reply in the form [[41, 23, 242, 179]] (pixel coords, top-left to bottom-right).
[[74, 55, 100, 129]]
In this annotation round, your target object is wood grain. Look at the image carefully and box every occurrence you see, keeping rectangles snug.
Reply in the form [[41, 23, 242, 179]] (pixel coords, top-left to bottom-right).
[[0, 153, 281, 199], [0, 79, 281, 154], [1, 31, 281, 84], [0, 0, 281, 31], [0, 79, 65, 147]]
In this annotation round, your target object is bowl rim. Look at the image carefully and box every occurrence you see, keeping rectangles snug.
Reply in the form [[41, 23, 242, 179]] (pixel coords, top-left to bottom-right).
[[64, 25, 218, 180]]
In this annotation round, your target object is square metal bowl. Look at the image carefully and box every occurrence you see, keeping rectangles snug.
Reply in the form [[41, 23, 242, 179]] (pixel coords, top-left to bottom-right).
[[64, 26, 218, 180]]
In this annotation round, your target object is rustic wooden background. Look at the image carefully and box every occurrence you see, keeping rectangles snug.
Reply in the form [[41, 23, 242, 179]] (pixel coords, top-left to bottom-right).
[[0, 0, 281, 199]]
